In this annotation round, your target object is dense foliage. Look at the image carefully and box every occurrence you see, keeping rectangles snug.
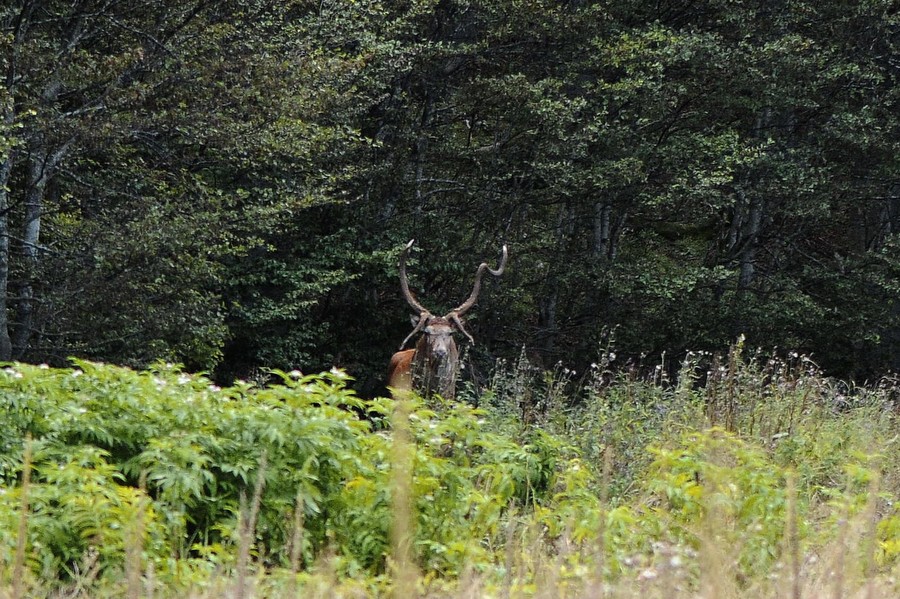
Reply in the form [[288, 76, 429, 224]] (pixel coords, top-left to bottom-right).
[[0, 0, 898, 386], [0, 358, 898, 596]]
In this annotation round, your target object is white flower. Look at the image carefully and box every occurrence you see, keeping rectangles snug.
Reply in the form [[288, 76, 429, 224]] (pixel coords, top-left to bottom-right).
[[638, 568, 658, 581]]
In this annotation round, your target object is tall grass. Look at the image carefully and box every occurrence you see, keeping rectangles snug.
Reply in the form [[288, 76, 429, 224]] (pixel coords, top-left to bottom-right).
[[11, 435, 31, 599], [0, 349, 897, 598]]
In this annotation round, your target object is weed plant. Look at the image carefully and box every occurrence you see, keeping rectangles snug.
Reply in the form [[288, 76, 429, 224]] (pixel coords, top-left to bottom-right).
[[0, 345, 897, 598]]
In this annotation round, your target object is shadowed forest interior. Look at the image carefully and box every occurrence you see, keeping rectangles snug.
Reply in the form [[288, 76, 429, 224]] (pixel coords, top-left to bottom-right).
[[1, 1, 897, 392]]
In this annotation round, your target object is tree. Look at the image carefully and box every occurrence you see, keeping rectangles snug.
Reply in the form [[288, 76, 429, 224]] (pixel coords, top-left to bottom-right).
[[0, 1, 228, 363], [0, 1, 373, 369], [1, 0, 898, 384]]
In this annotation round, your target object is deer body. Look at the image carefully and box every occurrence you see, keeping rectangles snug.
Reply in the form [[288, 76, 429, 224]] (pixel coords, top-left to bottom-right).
[[387, 348, 415, 392], [388, 240, 507, 400]]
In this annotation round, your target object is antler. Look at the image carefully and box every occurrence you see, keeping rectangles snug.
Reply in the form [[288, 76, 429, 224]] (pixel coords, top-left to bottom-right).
[[449, 244, 508, 316], [398, 239, 432, 350], [399, 239, 430, 315], [399, 311, 429, 349], [448, 312, 475, 345]]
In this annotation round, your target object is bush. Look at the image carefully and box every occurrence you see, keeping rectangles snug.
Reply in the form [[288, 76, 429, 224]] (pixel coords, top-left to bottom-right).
[[0, 353, 897, 597]]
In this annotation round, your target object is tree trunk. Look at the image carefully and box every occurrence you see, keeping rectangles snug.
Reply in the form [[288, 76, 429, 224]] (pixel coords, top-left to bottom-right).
[[735, 109, 770, 293], [537, 283, 558, 357], [737, 189, 763, 292], [12, 136, 71, 358], [537, 203, 574, 358], [0, 3, 33, 361], [12, 151, 46, 357], [0, 150, 13, 361], [592, 201, 610, 261], [414, 94, 433, 206]]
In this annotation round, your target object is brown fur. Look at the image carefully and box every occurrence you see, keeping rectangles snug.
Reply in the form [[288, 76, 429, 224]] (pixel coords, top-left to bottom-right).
[[411, 317, 460, 400], [387, 349, 416, 392], [388, 318, 460, 399]]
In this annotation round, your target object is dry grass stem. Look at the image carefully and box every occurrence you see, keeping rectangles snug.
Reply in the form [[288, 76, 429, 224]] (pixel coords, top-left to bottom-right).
[[11, 435, 32, 599]]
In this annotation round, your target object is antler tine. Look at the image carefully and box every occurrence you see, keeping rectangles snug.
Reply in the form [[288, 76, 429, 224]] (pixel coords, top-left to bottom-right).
[[448, 312, 475, 345], [399, 239, 430, 315], [399, 311, 429, 349], [449, 244, 508, 316]]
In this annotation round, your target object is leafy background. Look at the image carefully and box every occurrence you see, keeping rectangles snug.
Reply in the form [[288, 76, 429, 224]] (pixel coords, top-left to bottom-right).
[[0, 0, 898, 392]]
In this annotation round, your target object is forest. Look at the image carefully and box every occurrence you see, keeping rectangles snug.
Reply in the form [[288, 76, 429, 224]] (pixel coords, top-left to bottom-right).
[[1, 0, 898, 391]]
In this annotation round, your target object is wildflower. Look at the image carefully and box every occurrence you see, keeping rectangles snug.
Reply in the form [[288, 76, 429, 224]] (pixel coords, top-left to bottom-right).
[[638, 568, 658, 581]]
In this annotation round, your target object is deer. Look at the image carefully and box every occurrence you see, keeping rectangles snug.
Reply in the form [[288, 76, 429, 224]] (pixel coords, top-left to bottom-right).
[[387, 240, 508, 400]]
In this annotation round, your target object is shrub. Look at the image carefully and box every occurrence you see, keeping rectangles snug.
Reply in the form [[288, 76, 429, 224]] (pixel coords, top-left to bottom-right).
[[0, 352, 897, 597]]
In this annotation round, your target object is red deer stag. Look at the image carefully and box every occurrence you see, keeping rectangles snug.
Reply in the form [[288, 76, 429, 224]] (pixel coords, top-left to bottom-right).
[[388, 240, 508, 400]]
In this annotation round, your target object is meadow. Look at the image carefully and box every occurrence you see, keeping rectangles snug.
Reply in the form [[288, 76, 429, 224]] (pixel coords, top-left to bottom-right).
[[0, 342, 898, 598]]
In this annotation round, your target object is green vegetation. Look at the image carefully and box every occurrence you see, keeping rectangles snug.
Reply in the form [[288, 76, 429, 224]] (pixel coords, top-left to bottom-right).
[[1, 1, 899, 596], [0, 0, 898, 387], [0, 355, 897, 597]]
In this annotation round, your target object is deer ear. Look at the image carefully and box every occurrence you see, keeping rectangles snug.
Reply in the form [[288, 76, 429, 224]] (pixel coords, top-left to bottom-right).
[[410, 313, 421, 327]]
